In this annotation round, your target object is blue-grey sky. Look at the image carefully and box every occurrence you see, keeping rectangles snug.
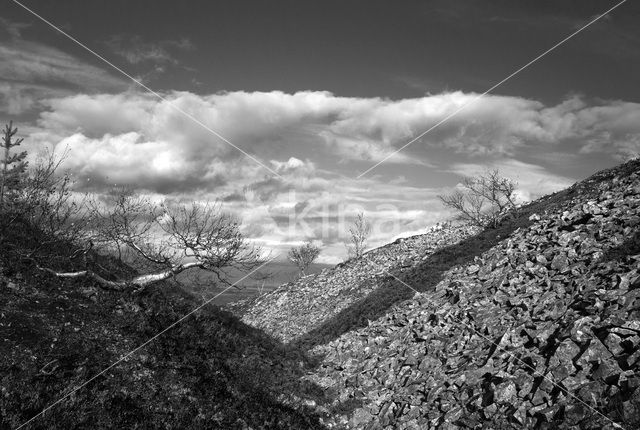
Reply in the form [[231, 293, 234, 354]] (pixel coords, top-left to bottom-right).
[[2, 0, 639, 262]]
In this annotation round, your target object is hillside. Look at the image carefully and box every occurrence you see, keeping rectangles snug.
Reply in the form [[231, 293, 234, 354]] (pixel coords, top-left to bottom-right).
[[2, 158, 639, 429], [0, 223, 329, 428], [238, 159, 640, 429], [236, 223, 480, 345]]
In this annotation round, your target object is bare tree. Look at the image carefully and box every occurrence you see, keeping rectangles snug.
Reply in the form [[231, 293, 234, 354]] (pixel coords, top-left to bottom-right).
[[20, 149, 88, 243], [86, 187, 160, 264], [39, 189, 262, 292], [346, 212, 371, 259], [439, 169, 517, 228], [1, 141, 88, 258], [288, 241, 320, 276], [1, 123, 260, 293]]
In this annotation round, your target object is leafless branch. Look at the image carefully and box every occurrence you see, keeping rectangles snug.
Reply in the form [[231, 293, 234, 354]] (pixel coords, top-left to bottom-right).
[[439, 169, 518, 228], [288, 241, 320, 276], [346, 212, 371, 259]]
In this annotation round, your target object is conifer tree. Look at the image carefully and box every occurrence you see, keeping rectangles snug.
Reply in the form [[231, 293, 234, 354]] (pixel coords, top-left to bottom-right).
[[0, 121, 28, 210]]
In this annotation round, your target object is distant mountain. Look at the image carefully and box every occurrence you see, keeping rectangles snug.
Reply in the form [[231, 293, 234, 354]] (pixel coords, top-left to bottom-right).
[[238, 159, 640, 429]]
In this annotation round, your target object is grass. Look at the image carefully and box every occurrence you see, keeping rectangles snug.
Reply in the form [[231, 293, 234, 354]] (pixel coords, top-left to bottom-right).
[[0, 217, 331, 429]]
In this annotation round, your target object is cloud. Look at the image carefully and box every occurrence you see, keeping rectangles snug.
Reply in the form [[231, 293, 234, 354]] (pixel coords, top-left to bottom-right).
[[0, 18, 127, 115], [54, 132, 230, 194], [0, 17, 30, 39], [230, 173, 445, 263], [447, 159, 575, 203], [535, 96, 640, 160], [0, 82, 67, 115], [103, 34, 195, 82], [0, 38, 125, 92], [23, 89, 640, 261], [105, 35, 195, 65], [29, 90, 640, 196], [271, 157, 315, 175], [35, 90, 427, 169]]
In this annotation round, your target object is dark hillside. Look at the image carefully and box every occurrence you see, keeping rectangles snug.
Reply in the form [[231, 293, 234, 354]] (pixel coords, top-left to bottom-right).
[[0, 221, 328, 429], [240, 159, 640, 429]]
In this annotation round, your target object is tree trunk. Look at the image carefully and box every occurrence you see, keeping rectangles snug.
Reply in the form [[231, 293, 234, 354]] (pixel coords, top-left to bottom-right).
[[39, 261, 205, 291]]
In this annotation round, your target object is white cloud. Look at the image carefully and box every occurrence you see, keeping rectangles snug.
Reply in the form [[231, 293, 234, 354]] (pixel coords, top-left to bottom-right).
[[0, 18, 127, 115], [270, 157, 315, 175], [21, 88, 640, 261], [33, 91, 640, 175], [448, 159, 575, 202], [0, 41, 125, 91], [18, 91, 551, 168]]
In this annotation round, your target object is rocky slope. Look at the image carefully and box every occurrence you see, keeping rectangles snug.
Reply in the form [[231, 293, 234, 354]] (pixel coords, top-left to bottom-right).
[[237, 223, 480, 346], [239, 159, 640, 429]]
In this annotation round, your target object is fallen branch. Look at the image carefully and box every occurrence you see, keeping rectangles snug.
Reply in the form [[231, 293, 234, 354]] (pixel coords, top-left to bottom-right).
[[34, 260, 213, 291]]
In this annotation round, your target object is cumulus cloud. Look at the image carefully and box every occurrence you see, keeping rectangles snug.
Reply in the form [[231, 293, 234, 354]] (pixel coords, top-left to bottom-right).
[[55, 132, 230, 193], [271, 157, 315, 175], [27, 89, 640, 204], [34, 90, 640, 183], [229, 173, 445, 263], [22, 88, 640, 261]]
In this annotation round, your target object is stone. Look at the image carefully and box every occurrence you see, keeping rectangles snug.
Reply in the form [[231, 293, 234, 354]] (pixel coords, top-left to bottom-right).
[[537, 405, 561, 422], [350, 408, 374, 427], [622, 389, 640, 427], [444, 405, 463, 423], [536, 255, 548, 265], [604, 333, 624, 356], [494, 381, 517, 404], [234, 159, 640, 430], [551, 253, 570, 272], [483, 403, 497, 418], [565, 404, 588, 423]]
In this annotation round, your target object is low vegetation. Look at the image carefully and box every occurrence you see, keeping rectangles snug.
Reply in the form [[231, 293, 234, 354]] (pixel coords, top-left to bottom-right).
[[0, 121, 327, 428]]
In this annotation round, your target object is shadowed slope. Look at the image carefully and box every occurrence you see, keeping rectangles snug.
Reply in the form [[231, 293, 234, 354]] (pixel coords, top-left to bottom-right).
[[0, 220, 329, 429]]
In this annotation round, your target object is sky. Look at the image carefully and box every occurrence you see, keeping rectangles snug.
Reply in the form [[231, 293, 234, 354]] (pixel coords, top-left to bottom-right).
[[1, 0, 640, 263]]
